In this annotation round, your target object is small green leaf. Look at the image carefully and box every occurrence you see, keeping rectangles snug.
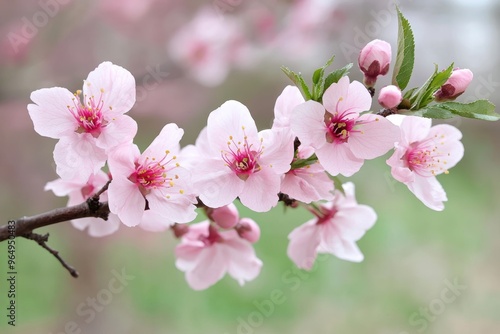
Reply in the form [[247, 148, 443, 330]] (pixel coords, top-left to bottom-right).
[[392, 7, 415, 90], [281, 66, 312, 100], [311, 55, 336, 101], [324, 63, 353, 92], [290, 154, 318, 170], [403, 87, 418, 100]]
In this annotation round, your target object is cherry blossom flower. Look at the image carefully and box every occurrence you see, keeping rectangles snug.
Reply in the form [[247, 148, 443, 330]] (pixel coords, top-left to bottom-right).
[[291, 76, 400, 176], [107, 123, 197, 227], [386, 115, 464, 211], [358, 39, 392, 87], [434, 68, 473, 101], [45, 171, 120, 237], [27, 61, 137, 182], [281, 145, 334, 203], [175, 221, 262, 290], [167, 8, 252, 86], [193, 100, 294, 212], [287, 182, 376, 270]]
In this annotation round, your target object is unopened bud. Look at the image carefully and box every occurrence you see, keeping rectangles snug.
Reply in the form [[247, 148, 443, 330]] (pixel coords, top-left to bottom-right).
[[434, 68, 473, 101], [236, 218, 260, 243], [358, 39, 392, 87], [378, 85, 402, 109], [208, 203, 239, 229]]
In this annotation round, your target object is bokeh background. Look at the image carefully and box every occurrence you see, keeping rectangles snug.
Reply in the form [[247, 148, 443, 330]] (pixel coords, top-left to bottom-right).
[[1, 0, 499, 333]]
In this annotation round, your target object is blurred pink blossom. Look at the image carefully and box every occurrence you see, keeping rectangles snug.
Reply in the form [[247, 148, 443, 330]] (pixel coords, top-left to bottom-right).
[[287, 182, 376, 270], [167, 7, 252, 86], [175, 221, 262, 290], [378, 85, 403, 109]]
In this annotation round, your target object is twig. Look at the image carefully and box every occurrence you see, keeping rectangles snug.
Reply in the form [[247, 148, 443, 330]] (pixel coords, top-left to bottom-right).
[[22, 232, 79, 278]]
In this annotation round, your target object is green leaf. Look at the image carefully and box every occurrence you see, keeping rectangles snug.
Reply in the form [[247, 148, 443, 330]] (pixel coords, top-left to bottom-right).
[[403, 87, 418, 100], [281, 66, 312, 100], [441, 100, 499, 121], [417, 100, 499, 121], [411, 63, 454, 110], [290, 154, 318, 170], [312, 55, 335, 85], [391, 7, 415, 90], [324, 63, 353, 92]]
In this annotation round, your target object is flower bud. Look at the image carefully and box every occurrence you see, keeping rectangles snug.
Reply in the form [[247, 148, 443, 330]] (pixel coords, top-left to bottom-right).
[[236, 218, 260, 243], [378, 85, 403, 109], [434, 68, 473, 101], [358, 39, 392, 87], [208, 203, 239, 229]]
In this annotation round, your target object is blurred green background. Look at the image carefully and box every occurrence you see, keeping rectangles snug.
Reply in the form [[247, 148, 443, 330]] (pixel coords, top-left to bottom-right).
[[1, 0, 499, 333]]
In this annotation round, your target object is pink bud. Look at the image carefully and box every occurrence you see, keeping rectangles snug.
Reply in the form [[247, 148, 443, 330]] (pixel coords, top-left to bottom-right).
[[208, 203, 239, 229], [378, 85, 403, 109], [434, 68, 473, 101], [236, 218, 260, 243], [358, 39, 392, 87]]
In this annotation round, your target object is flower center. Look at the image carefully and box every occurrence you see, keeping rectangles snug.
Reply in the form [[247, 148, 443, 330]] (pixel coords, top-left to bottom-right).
[[325, 112, 356, 144], [221, 127, 264, 181], [405, 137, 449, 176], [68, 89, 107, 136], [129, 150, 180, 195]]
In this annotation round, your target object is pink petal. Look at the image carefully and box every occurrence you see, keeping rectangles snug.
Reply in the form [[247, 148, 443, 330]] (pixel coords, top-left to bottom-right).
[[315, 143, 364, 177], [224, 234, 263, 285], [175, 241, 206, 271], [107, 177, 145, 226], [28, 87, 77, 139], [290, 100, 327, 148], [71, 214, 120, 237], [44, 178, 81, 197], [318, 224, 364, 262], [238, 170, 281, 212], [281, 168, 334, 203], [287, 220, 321, 270], [184, 246, 228, 290], [333, 205, 377, 241], [406, 175, 447, 211], [194, 158, 245, 208], [349, 114, 400, 159], [273, 85, 305, 129], [108, 143, 140, 179], [147, 191, 197, 224], [427, 124, 464, 169], [258, 128, 294, 175], [53, 134, 107, 182], [322, 76, 350, 113], [400, 116, 432, 145], [83, 62, 136, 115], [139, 210, 174, 232], [206, 100, 259, 151], [96, 115, 138, 150], [141, 123, 183, 161]]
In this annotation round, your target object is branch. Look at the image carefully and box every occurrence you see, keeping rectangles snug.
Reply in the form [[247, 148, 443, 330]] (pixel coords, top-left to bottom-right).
[[0, 181, 111, 278], [0, 200, 110, 242], [22, 232, 79, 278]]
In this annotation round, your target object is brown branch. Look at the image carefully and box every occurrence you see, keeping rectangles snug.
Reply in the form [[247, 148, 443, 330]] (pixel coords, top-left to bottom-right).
[[0, 200, 110, 242], [22, 232, 79, 278]]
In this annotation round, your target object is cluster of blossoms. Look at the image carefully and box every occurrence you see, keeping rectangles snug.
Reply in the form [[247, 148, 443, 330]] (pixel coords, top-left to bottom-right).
[[29, 34, 472, 289]]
